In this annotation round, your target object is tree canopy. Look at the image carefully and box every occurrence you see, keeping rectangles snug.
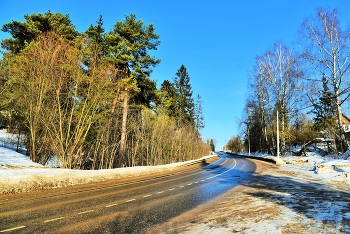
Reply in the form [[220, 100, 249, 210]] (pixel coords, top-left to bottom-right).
[[242, 8, 350, 155], [0, 12, 209, 169], [1, 11, 78, 54]]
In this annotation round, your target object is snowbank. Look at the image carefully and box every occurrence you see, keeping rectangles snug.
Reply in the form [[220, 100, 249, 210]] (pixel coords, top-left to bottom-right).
[[1, 124, 350, 195], [0, 146, 218, 194], [235, 151, 350, 186], [0, 147, 43, 168], [235, 152, 286, 165]]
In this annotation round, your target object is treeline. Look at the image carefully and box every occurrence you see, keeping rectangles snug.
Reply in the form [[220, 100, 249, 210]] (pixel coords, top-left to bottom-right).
[[0, 12, 209, 169], [227, 8, 350, 155]]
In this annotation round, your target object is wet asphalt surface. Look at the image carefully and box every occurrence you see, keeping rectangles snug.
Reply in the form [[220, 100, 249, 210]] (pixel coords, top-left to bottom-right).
[[0, 154, 257, 233], [168, 159, 350, 233]]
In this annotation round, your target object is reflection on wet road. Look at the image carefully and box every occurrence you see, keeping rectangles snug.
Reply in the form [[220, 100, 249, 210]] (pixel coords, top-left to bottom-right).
[[0, 153, 258, 233]]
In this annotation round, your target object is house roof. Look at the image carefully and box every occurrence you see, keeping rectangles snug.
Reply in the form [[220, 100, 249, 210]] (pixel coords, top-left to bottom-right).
[[334, 113, 350, 125]]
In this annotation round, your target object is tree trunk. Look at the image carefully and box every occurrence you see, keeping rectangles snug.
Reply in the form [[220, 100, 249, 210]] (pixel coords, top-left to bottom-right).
[[111, 86, 120, 114], [119, 87, 129, 160], [336, 96, 346, 152]]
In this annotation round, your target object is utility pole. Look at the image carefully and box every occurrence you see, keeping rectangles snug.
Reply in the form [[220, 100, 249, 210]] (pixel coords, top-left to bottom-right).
[[276, 110, 280, 158], [248, 126, 250, 156]]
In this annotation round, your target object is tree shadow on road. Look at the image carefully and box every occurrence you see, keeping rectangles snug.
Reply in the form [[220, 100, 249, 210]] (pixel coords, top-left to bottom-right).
[[243, 171, 350, 232]]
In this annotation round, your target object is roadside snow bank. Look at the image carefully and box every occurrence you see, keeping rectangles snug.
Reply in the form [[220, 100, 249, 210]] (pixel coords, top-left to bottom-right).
[[314, 160, 350, 184], [266, 156, 286, 165], [236, 153, 286, 165], [0, 166, 179, 194], [0, 147, 42, 168], [0, 147, 218, 194], [237, 152, 350, 185]]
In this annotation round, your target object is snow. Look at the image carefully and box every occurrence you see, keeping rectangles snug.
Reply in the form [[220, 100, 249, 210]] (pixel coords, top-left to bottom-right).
[[1, 129, 350, 232], [238, 150, 350, 186], [1, 127, 350, 191], [0, 129, 218, 194]]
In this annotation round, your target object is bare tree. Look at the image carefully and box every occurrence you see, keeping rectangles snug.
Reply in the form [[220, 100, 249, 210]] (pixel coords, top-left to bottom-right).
[[300, 8, 350, 152], [9, 32, 117, 168], [8, 35, 54, 162], [246, 42, 302, 155], [123, 109, 210, 167]]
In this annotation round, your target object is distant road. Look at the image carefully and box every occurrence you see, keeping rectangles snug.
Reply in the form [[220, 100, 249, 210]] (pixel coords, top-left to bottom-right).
[[0, 153, 257, 233]]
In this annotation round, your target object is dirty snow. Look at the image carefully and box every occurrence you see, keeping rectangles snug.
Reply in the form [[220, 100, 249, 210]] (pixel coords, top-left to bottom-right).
[[1, 129, 350, 233], [240, 151, 350, 186], [150, 154, 350, 233], [0, 146, 215, 194], [0, 129, 216, 194]]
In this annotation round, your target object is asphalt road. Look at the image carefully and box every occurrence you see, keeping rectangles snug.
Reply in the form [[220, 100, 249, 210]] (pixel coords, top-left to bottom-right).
[[0, 153, 257, 233]]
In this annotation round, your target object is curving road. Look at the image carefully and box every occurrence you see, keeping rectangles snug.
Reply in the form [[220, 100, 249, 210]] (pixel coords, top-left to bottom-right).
[[0, 153, 257, 233]]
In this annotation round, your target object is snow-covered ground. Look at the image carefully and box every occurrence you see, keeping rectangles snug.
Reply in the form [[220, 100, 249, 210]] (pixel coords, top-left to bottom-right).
[[238, 150, 350, 186], [0, 146, 217, 194], [1, 127, 350, 194], [0, 129, 217, 194], [153, 158, 350, 234], [2, 129, 350, 232]]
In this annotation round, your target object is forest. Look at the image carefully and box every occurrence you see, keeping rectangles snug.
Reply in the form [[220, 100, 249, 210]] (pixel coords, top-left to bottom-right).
[[0, 12, 210, 169], [226, 8, 350, 156]]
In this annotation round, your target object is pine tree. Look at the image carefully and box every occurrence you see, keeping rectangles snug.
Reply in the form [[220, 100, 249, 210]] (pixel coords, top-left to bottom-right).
[[158, 80, 177, 116], [84, 15, 106, 64], [194, 94, 205, 131], [209, 139, 215, 151], [312, 76, 337, 130], [1, 11, 78, 54], [105, 13, 160, 156], [173, 65, 195, 128], [86, 15, 105, 45]]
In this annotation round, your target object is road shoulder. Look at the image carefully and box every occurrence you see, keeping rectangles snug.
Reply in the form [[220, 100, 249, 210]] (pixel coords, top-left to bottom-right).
[[147, 159, 349, 233]]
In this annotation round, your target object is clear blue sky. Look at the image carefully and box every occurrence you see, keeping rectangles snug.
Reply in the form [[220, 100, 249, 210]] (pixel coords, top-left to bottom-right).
[[1, 0, 350, 149]]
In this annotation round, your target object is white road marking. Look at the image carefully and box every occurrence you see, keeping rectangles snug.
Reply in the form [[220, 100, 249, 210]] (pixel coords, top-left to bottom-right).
[[195, 181, 199, 183], [78, 210, 94, 215], [44, 216, 65, 223], [125, 199, 136, 203], [0, 226, 26, 233], [0, 159, 237, 233], [207, 159, 237, 180]]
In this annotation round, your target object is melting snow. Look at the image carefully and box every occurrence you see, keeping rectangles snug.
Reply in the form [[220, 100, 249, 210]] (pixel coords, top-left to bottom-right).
[[1, 129, 350, 233]]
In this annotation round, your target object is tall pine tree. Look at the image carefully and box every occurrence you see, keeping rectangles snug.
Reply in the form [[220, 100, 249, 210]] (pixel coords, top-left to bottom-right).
[[105, 13, 160, 156], [173, 65, 195, 128], [311, 76, 337, 131], [158, 80, 177, 116], [194, 94, 205, 132], [1, 11, 78, 54]]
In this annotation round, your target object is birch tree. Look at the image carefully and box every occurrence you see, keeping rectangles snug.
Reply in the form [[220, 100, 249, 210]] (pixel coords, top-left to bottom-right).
[[300, 8, 350, 152], [247, 42, 302, 154]]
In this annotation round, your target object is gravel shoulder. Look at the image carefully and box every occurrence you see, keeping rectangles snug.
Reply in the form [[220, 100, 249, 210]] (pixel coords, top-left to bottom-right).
[[2, 152, 350, 233], [147, 159, 350, 234]]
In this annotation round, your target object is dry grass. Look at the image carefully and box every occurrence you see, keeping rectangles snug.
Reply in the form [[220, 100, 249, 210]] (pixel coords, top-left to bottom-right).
[[148, 160, 350, 233], [281, 222, 308, 234]]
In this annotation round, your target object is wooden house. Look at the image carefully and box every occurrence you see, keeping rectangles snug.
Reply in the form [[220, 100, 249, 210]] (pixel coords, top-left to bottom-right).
[[334, 113, 350, 133]]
